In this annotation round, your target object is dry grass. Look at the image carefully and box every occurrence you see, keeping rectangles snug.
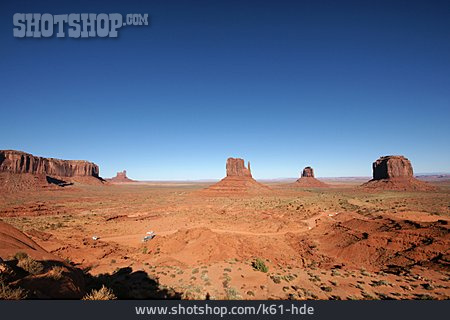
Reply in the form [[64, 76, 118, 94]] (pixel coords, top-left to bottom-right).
[[16, 255, 44, 275], [83, 285, 117, 300], [47, 266, 65, 280], [0, 280, 27, 300]]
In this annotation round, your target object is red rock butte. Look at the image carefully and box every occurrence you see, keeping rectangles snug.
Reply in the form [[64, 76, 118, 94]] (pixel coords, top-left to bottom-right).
[[294, 166, 329, 188], [0, 150, 103, 191], [362, 155, 436, 191], [107, 170, 135, 183], [202, 157, 271, 195]]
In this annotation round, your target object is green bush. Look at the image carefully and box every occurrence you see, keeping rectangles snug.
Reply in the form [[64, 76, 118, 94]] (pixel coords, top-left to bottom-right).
[[252, 258, 269, 273]]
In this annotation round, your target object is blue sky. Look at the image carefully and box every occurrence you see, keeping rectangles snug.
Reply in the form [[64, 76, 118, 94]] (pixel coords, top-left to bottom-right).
[[1, 0, 449, 180]]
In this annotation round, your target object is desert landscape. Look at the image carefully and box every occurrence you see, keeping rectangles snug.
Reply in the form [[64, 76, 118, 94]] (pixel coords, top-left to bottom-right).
[[0, 149, 449, 300]]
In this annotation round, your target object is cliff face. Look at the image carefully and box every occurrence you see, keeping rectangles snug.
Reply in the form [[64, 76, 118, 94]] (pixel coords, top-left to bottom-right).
[[301, 167, 314, 178], [226, 158, 252, 177], [372, 156, 413, 180], [362, 155, 436, 191], [0, 150, 99, 178]]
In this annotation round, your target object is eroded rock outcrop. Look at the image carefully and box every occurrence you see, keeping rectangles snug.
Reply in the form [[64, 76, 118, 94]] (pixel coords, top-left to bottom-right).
[[226, 158, 252, 177], [0, 150, 99, 177], [0, 150, 103, 190], [372, 156, 414, 179], [302, 167, 314, 178], [202, 157, 270, 195], [362, 155, 436, 191], [295, 166, 329, 188]]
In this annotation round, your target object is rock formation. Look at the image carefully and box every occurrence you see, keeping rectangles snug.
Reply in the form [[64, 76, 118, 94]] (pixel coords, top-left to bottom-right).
[[294, 166, 329, 188], [107, 170, 135, 183], [0, 150, 103, 190], [362, 155, 436, 191], [202, 157, 271, 195], [372, 156, 413, 179], [301, 167, 314, 178], [0, 150, 99, 177], [226, 158, 252, 177]]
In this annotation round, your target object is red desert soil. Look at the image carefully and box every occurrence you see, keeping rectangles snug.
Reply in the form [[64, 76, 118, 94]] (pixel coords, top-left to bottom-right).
[[0, 221, 85, 299], [1, 178, 449, 300], [0, 153, 448, 300]]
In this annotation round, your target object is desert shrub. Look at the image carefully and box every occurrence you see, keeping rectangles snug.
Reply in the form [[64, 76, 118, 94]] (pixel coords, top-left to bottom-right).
[[309, 275, 321, 282], [270, 275, 281, 284], [225, 287, 242, 300], [331, 269, 341, 277], [360, 269, 371, 277], [14, 252, 28, 261], [252, 258, 269, 273], [0, 280, 27, 300], [414, 294, 434, 300], [361, 291, 376, 299], [421, 283, 434, 290], [17, 256, 44, 275], [83, 285, 117, 300], [370, 280, 389, 287], [321, 286, 333, 292], [47, 266, 65, 280]]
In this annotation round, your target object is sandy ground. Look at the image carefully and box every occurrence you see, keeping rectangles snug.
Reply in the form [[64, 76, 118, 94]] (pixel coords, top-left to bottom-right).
[[1, 180, 449, 300]]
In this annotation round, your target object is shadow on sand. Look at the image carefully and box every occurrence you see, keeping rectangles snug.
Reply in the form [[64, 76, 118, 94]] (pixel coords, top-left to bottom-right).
[[2, 257, 181, 299], [45, 176, 74, 187], [83, 266, 182, 299]]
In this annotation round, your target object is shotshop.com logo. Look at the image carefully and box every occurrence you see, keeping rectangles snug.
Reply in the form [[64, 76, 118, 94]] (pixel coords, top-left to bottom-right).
[[13, 13, 149, 38]]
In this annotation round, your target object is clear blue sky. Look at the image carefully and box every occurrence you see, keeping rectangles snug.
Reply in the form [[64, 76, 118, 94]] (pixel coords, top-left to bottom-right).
[[1, 0, 449, 180]]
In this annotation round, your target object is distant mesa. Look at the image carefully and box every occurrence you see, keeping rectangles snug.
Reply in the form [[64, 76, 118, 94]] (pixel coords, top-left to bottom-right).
[[361, 155, 436, 191], [294, 166, 329, 188], [0, 150, 104, 191], [201, 157, 271, 195], [107, 170, 135, 183], [301, 166, 314, 178]]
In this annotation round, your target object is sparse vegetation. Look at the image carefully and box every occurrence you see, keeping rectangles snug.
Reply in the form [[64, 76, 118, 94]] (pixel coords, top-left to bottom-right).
[[16, 256, 44, 275], [47, 266, 65, 280], [83, 285, 117, 300], [252, 258, 269, 273], [225, 287, 242, 300], [0, 280, 27, 300]]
